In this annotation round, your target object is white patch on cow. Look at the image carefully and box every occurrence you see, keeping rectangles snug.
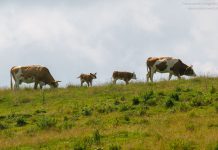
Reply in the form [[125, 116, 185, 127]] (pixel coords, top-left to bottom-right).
[[153, 58, 178, 73]]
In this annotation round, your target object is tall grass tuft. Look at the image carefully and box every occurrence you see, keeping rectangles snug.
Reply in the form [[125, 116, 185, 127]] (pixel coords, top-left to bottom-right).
[[36, 116, 57, 129]]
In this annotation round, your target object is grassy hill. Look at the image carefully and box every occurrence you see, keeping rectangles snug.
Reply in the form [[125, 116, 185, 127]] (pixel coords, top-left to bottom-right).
[[0, 77, 218, 150]]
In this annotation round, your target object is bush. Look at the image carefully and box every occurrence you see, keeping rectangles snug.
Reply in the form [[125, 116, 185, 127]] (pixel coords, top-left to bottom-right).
[[16, 117, 27, 127], [81, 107, 92, 116], [170, 93, 179, 101], [143, 90, 154, 102], [165, 99, 174, 108], [37, 116, 57, 129], [132, 97, 140, 105]]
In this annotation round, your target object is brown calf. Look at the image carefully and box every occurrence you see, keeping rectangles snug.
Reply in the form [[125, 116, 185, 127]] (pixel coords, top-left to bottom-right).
[[112, 71, 136, 85], [78, 73, 97, 87]]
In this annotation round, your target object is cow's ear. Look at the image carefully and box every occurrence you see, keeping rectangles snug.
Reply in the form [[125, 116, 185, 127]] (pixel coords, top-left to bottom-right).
[[95, 72, 97, 75], [190, 65, 193, 68], [55, 80, 61, 83]]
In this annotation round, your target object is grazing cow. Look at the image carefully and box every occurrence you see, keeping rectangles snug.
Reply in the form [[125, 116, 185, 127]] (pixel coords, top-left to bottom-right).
[[78, 73, 97, 87], [10, 65, 61, 90], [146, 57, 196, 82], [112, 71, 137, 85]]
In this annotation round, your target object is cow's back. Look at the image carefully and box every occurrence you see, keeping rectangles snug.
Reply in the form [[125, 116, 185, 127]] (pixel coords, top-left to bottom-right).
[[147, 57, 173, 68], [12, 65, 54, 83]]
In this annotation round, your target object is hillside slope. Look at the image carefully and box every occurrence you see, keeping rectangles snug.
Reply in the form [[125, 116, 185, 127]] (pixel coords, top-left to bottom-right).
[[0, 77, 218, 150]]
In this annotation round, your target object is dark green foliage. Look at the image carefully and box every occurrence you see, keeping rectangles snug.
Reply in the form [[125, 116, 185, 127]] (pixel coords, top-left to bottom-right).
[[60, 121, 73, 130], [124, 115, 130, 122], [109, 144, 121, 150], [114, 100, 120, 105], [175, 87, 182, 92], [16, 117, 27, 127], [215, 104, 218, 113], [35, 109, 46, 114], [214, 143, 218, 150], [146, 99, 157, 106], [36, 116, 57, 129], [119, 105, 129, 112], [132, 97, 140, 105], [73, 141, 87, 150], [93, 130, 101, 144], [190, 98, 204, 107], [120, 96, 126, 101], [158, 91, 165, 96], [0, 122, 7, 130], [210, 86, 216, 94], [137, 106, 148, 116], [170, 92, 179, 101], [81, 107, 92, 116], [143, 90, 154, 102], [165, 99, 174, 108]]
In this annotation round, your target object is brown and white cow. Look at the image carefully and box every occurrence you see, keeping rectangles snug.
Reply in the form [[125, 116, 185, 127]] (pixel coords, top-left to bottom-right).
[[146, 57, 196, 82], [10, 65, 61, 90], [77, 73, 97, 87], [112, 71, 137, 85]]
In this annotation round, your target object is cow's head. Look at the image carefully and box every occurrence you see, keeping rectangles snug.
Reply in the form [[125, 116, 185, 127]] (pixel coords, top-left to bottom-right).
[[50, 80, 61, 88], [90, 73, 97, 79], [185, 65, 196, 77], [132, 72, 137, 79]]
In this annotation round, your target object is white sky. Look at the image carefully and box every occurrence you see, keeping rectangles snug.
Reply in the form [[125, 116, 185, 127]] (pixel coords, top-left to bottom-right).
[[0, 0, 218, 87]]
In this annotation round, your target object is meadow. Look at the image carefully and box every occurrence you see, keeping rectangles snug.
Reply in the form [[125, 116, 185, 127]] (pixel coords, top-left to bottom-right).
[[0, 77, 218, 150]]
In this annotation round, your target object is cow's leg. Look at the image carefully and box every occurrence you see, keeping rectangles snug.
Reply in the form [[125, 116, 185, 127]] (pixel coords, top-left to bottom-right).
[[113, 79, 117, 84], [81, 81, 84, 86], [34, 82, 38, 89], [146, 71, 150, 82], [86, 81, 89, 87], [90, 81, 92, 87], [150, 69, 155, 82], [125, 80, 129, 85], [14, 81, 20, 89], [177, 75, 181, 80], [169, 73, 173, 80]]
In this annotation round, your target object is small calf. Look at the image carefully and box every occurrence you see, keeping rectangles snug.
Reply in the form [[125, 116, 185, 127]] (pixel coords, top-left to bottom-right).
[[78, 73, 97, 87], [112, 71, 136, 85]]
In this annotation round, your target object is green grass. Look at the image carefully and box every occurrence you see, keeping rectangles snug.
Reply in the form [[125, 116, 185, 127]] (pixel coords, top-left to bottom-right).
[[0, 77, 218, 149]]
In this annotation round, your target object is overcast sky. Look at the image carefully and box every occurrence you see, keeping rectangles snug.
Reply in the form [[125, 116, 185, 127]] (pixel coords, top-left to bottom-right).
[[0, 0, 218, 87]]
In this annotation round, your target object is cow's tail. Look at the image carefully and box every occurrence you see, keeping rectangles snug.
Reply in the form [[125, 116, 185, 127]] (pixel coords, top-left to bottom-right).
[[146, 58, 150, 73], [10, 70, 13, 90]]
